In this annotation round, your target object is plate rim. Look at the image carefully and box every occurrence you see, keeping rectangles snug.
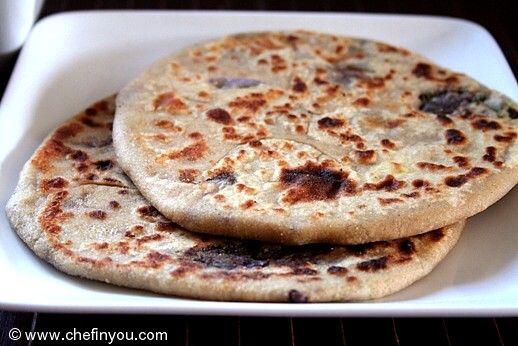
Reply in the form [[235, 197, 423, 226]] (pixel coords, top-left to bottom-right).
[[1, 10, 517, 316]]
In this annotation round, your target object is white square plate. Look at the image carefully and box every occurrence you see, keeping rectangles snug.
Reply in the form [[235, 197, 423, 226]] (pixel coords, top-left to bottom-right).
[[1, 11, 517, 316]]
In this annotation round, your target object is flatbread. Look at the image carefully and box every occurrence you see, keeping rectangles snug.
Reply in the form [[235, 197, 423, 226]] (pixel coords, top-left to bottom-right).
[[113, 31, 518, 245], [6, 96, 464, 302]]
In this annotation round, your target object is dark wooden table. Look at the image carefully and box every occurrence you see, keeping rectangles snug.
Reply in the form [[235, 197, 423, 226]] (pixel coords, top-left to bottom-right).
[[1, 1, 517, 345]]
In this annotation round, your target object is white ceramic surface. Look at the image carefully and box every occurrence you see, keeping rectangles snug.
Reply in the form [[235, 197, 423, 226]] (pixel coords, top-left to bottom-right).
[[0, 11, 517, 316]]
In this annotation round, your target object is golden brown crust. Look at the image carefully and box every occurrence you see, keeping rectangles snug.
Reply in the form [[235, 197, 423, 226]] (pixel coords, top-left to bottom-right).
[[113, 30, 518, 245], [6, 96, 464, 302]]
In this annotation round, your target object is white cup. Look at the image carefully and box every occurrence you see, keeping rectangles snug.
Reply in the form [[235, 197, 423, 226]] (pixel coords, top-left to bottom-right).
[[0, 0, 44, 69]]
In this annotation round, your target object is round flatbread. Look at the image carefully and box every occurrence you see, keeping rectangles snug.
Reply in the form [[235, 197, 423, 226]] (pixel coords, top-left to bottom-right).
[[113, 31, 517, 245], [7, 96, 464, 302]]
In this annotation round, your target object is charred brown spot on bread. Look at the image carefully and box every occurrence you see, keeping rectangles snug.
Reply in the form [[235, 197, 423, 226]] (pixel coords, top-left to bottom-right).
[[377, 42, 409, 55], [32, 125, 82, 172], [94, 100, 109, 111], [178, 168, 199, 183], [206, 108, 233, 125], [327, 266, 348, 276], [136, 234, 163, 246], [154, 119, 182, 132], [240, 200, 256, 210], [153, 92, 189, 114], [436, 114, 453, 126], [334, 44, 345, 54], [80, 116, 102, 128], [85, 107, 97, 116], [169, 263, 200, 279], [236, 184, 256, 194], [249, 140, 262, 148], [125, 225, 144, 238], [318, 117, 344, 129], [92, 242, 109, 250], [88, 210, 107, 220], [86, 173, 98, 181], [39, 191, 72, 235], [483, 146, 497, 163], [155, 222, 179, 233], [494, 132, 517, 143], [295, 125, 305, 134], [429, 228, 446, 242], [270, 54, 287, 72], [137, 206, 161, 220], [280, 162, 356, 204], [102, 178, 123, 186], [363, 175, 406, 192], [453, 156, 470, 168], [402, 191, 420, 198], [118, 189, 129, 195], [114, 241, 130, 254], [228, 93, 267, 112], [416, 162, 450, 171], [76, 257, 113, 267], [292, 267, 318, 276], [182, 242, 269, 270], [412, 179, 430, 188], [147, 251, 170, 265], [108, 201, 120, 209], [419, 90, 476, 116], [70, 150, 88, 161], [207, 172, 236, 185], [183, 241, 333, 270], [40, 177, 69, 192], [381, 139, 396, 149], [398, 240, 416, 255], [412, 179, 424, 188], [444, 175, 466, 187], [353, 97, 370, 107], [76, 163, 88, 172], [55, 122, 84, 140], [354, 150, 377, 165], [362, 77, 385, 89], [472, 119, 501, 131], [288, 289, 308, 303], [213, 194, 225, 202], [313, 77, 328, 85], [444, 167, 488, 187], [412, 62, 432, 79], [94, 160, 113, 171], [237, 116, 251, 123], [378, 197, 403, 206], [188, 132, 203, 140], [163, 140, 208, 162], [445, 129, 467, 145], [292, 77, 307, 92], [357, 256, 388, 272]]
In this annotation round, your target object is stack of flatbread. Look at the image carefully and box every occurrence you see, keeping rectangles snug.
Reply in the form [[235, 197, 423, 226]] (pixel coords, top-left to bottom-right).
[[7, 31, 518, 302]]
